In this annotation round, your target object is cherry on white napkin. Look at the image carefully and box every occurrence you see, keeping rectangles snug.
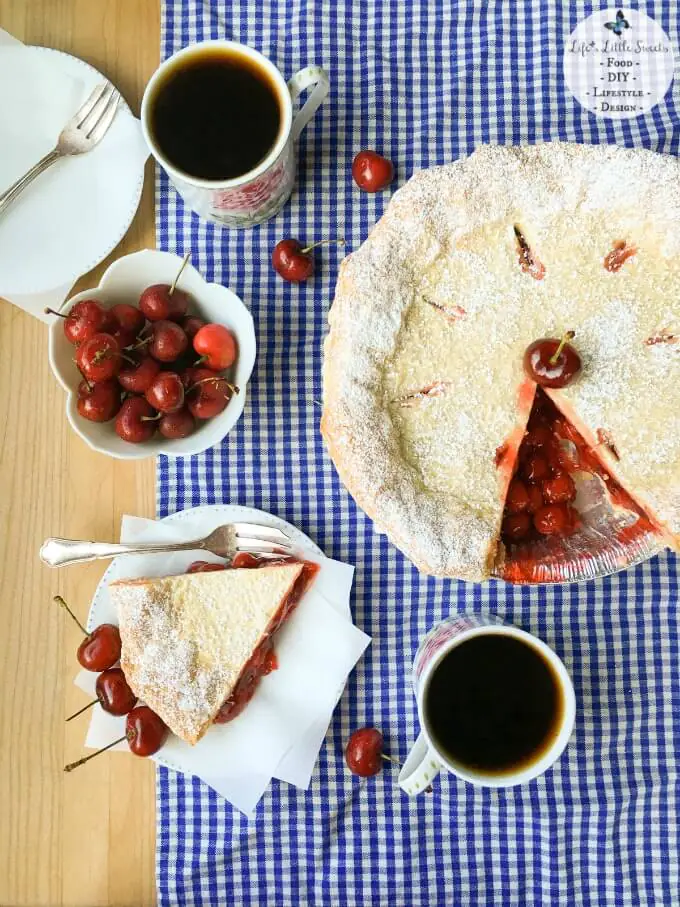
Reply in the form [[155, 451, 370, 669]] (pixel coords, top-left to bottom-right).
[[0, 28, 148, 318], [73, 514, 369, 816]]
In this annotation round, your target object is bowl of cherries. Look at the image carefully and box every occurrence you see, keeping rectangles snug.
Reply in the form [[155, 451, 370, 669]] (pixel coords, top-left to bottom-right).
[[47, 249, 256, 459]]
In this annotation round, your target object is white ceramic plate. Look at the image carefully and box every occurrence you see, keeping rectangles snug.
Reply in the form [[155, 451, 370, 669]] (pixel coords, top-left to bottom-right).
[[0, 46, 147, 296], [48, 250, 256, 459], [84, 504, 323, 775]]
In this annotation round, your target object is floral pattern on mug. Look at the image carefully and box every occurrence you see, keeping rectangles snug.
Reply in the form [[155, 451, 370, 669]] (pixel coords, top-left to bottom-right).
[[211, 157, 289, 214]]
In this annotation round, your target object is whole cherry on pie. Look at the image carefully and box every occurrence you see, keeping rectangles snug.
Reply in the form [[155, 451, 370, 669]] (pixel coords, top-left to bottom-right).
[[524, 332, 581, 389]]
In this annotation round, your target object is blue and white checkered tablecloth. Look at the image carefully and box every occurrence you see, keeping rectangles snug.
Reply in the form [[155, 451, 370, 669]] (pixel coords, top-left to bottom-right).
[[156, 1, 680, 903]]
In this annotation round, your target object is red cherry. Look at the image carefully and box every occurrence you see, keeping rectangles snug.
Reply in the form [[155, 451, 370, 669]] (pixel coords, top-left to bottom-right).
[[145, 372, 184, 413], [186, 560, 227, 573], [149, 320, 188, 362], [506, 479, 530, 514], [502, 512, 532, 542], [524, 332, 581, 389], [271, 238, 344, 283], [115, 397, 158, 443], [139, 284, 190, 322], [527, 484, 544, 513], [181, 315, 206, 340], [533, 504, 573, 536], [345, 727, 384, 776], [95, 667, 137, 716], [53, 595, 122, 671], [76, 379, 120, 422], [272, 239, 314, 282], [352, 150, 394, 192], [76, 624, 122, 672], [118, 354, 160, 393], [75, 333, 121, 383], [542, 473, 576, 505], [47, 300, 109, 345], [192, 323, 238, 369], [63, 705, 167, 771], [99, 310, 118, 334], [524, 455, 549, 483], [186, 368, 235, 419], [126, 706, 168, 757], [110, 303, 146, 335], [159, 408, 196, 439]]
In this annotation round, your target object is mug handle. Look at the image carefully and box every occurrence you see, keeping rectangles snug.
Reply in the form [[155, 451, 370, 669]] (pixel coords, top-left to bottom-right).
[[398, 732, 442, 796], [288, 65, 330, 142]]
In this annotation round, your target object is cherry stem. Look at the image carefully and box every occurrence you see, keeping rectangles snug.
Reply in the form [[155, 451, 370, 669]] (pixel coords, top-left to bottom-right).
[[187, 377, 240, 396], [140, 413, 163, 422], [300, 239, 345, 255], [54, 595, 87, 636], [120, 353, 138, 365], [380, 752, 402, 766], [44, 307, 67, 319], [66, 699, 97, 722], [64, 734, 128, 772], [127, 336, 152, 351], [549, 330, 575, 366], [169, 252, 191, 296]]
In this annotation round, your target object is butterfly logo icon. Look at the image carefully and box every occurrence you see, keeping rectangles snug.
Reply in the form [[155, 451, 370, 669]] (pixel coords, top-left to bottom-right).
[[605, 10, 630, 36]]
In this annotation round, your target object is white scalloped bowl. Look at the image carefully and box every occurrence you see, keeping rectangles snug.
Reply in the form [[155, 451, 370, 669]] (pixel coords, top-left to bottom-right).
[[48, 250, 256, 459]]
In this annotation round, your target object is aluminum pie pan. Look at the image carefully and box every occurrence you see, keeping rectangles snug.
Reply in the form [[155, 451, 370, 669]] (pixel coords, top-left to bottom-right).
[[492, 469, 666, 584]]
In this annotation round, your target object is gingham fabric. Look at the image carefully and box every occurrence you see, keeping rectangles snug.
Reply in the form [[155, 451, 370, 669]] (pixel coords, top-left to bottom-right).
[[156, 2, 680, 904]]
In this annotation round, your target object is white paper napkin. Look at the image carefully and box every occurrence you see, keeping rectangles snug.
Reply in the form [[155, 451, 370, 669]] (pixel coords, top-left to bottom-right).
[[73, 513, 369, 816], [0, 28, 149, 316]]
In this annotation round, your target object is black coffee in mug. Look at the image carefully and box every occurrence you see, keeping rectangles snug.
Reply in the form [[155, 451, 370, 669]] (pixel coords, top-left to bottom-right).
[[424, 634, 565, 775], [148, 48, 282, 181]]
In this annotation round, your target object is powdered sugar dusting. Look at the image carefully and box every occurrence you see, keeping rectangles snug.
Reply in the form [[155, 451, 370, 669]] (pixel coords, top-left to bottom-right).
[[111, 566, 303, 743]]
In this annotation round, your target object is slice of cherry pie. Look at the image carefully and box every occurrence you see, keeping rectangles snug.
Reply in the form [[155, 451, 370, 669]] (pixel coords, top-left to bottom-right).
[[322, 142, 680, 581]]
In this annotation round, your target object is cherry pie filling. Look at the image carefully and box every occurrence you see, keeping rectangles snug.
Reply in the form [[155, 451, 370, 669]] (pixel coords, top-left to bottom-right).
[[500, 388, 656, 554], [194, 556, 320, 724]]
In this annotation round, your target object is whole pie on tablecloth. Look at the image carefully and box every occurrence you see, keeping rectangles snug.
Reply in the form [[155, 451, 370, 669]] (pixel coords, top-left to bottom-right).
[[321, 142, 680, 581]]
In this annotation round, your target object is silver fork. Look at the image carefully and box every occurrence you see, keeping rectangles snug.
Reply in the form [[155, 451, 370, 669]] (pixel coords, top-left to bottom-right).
[[0, 81, 120, 217], [39, 523, 294, 568]]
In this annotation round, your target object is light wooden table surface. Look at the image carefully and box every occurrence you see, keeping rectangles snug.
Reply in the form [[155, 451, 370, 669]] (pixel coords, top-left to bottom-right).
[[0, 3, 160, 905]]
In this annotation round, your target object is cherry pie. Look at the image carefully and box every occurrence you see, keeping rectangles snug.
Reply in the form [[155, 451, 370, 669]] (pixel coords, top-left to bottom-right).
[[322, 143, 680, 581]]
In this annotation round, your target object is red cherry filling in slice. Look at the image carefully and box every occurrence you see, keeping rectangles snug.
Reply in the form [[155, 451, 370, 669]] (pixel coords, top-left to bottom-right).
[[500, 388, 655, 564], [212, 559, 319, 724]]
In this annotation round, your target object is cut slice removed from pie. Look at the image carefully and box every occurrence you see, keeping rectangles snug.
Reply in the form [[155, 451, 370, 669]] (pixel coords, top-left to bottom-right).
[[497, 388, 664, 583], [109, 561, 318, 745]]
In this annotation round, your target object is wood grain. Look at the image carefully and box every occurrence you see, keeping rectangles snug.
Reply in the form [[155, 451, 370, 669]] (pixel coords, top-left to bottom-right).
[[0, 3, 160, 904]]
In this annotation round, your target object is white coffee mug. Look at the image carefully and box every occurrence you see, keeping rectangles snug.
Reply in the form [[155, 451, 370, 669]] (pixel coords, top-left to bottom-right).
[[398, 614, 576, 794], [141, 41, 329, 228]]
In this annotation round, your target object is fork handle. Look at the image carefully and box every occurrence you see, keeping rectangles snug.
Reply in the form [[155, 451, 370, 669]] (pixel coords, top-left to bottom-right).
[[40, 536, 206, 568], [0, 148, 61, 217]]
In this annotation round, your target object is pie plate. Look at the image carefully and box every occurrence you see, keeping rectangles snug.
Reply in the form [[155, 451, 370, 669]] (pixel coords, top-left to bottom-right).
[[48, 249, 256, 459]]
